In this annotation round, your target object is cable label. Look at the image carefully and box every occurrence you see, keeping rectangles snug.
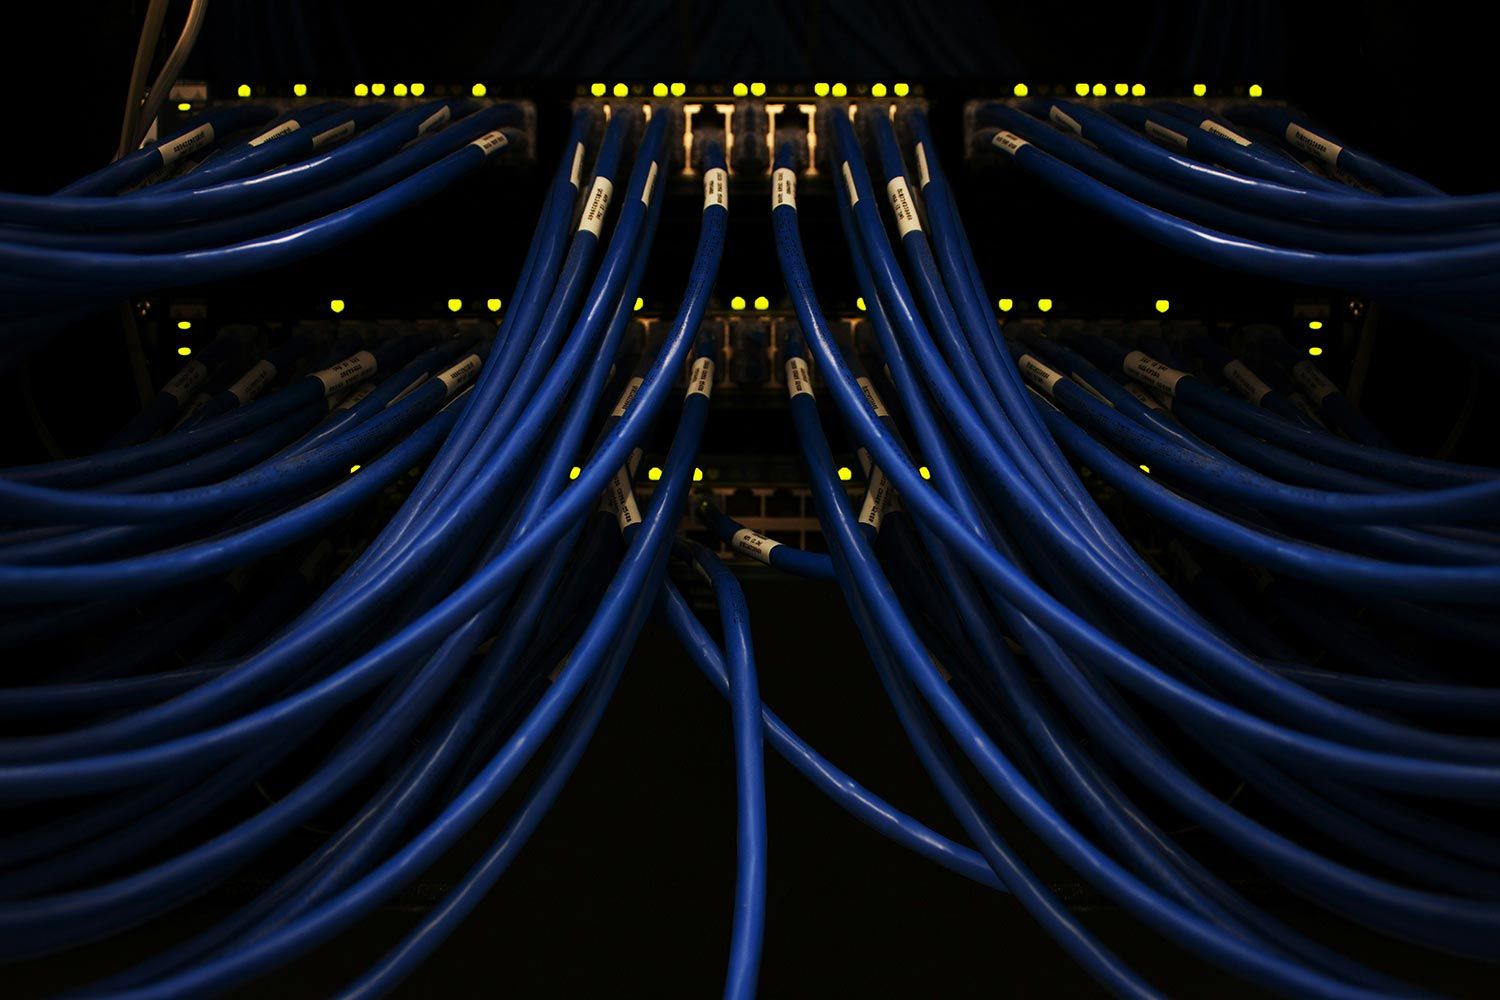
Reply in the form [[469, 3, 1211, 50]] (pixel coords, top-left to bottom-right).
[[916, 142, 931, 188], [579, 176, 614, 236], [1017, 353, 1063, 397], [773, 167, 797, 209], [570, 142, 585, 188], [313, 350, 377, 395], [437, 354, 483, 396], [611, 376, 645, 418], [1285, 123, 1342, 167], [731, 527, 781, 564], [468, 130, 509, 156], [161, 360, 209, 402], [1200, 120, 1251, 147], [886, 176, 922, 236], [312, 120, 357, 149], [602, 465, 640, 531], [1223, 359, 1272, 405], [417, 106, 452, 136], [991, 131, 1029, 156], [785, 357, 814, 398], [703, 167, 728, 211], [641, 160, 658, 206], [841, 161, 860, 206], [335, 382, 376, 410], [247, 120, 301, 147], [1122, 350, 1187, 395], [1291, 359, 1339, 404], [1144, 120, 1189, 149], [1049, 106, 1082, 136], [228, 360, 277, 404], [159, 123, 214, 166], [855, 376, 889, 417], [858, 465, 896, 531], [686, 357, 714, 398]]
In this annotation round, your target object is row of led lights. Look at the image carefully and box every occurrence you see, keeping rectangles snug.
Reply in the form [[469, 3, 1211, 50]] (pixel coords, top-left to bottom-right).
[[322, 297, 650, 314]]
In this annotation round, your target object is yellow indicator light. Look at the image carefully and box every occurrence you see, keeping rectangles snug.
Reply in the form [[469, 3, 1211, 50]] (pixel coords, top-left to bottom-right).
[[856, 297, 867, 311], [177, 346, 193, 356], [1154, 299, 1171, 314], [1308, 320, 1324, 330], [371, 83, 386, 96], [1192, 83, 1207, 97], [634, 297, 644, 311], [329, 298, 346, 314], [1138, 464, 1151, 474], [693, 467, 704, 482], [1092, 83, 1107, 97], [730, 295, 747, 310], [236, 84, 251, 98], [894, 83, 910, 97], [591, 82, 606, 97], [569, 466, 582, 480], [815, 82, 830, 97], [350, 464, 362, 474], [919, 466, 932, 480], [1132, 83, 1146, 97], [487, 298, 503, 313], [671, 82, 686, 97], [411, 83, 425, 97], [1115, 83, 1128, 96], [1249, 83, 1264, 98], [754, 295, 770, 310], [872, 83, 887, 97], [648, 466, 663, 482], [354, 84, 369, 97], [293, 83, 308, 97], [613, 83, 629, 98], [470, 83, 486, 97], [393, 83, 408, 97], [837, 466, 853, 482], [733, 82, 749, 97], [998, 298, 1014, 312], [177, 102, 192, 111], [832, 82, 848, 97], [176, 319, 192, 330], [751, 82, 767, 97], [1308, 346, 1324, 357], [653, 82, 668, 97], [446, 298, 463, 313], [1013, 83, 1029, 97], [1037, 298, 1054, 313], [1075, 83, 1089, 96]]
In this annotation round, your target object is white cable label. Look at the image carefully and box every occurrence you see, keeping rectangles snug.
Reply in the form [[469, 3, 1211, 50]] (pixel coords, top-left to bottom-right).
[[247, 120, 301, 147], [437, 354, 483, 395], [162, 360, 209, 402], [1124, 381, 1165, 412], [335, 382, 377, 410], [703, 167, 727, 211], [785, 357, 813, 398], [1285, 123, 1342, 167], [312, 120, 357, 149], [602, 465, 640, 531], [228, 360, 277, 404], [469, 130, 509, 156], [641, 160, 658, 205], [916, 142, 931, 188], [570, 142, 584, 188], [1144, 120, 1189, 149], [1223, 359, 1272, 405], [1122, 350, 1188, 395], [886, 176, 922, 236], [773, 167, 797, 209], [417, 106, 452, 136], [686, 357, 714, 398], [1049, 106, 1082, 136], [579, 176, 613, 236], [855, 376, 889, 417], [841, 161, 860, 205], [611, 376, 645, 417], [992, 131, 1029, 156], [313, 350, 377, 395], [159, 123, 214, 166], [1017, 354, 1063, 397], [1291, 359, 1339, 404], [858, 465, 897, 531], [731, 527, 781, 564], [1200, 120, 1251, 147]]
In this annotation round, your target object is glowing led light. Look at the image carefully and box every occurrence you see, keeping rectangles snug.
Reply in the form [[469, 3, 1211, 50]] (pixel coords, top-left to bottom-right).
[[753, 295, 770, 310], [998, 298, 1014, 312], [613, 83, 629, 98], [1308, 320, 1324, 330], [1037, 298, 1054, 313], [1154, 299, 1171, 314], [590, 82, 606, 97], [671, 82, 686, 97], [653, 83, 668, 97], [177, 346, 193, 356], [693, 467, 704, 482], [1092, 83, 1107, 97], [1192, 83, 1207, 97], [487, 298, 503, 312], [751, 82, 767, 97], [1075, 83, 1089, 96], [236, 84, 251, 98], [730, 295, 747, 310], [837, 466, 853, 481], [470, 83, 485, 97], [1249, 83, 1264, 98], [446, 298, 463, 313], [1138, 464, 1151, 474], [354, 84, 369, 97], [733, 82, 749, 97], [293, 83, 308, 97], [1131, 83, 1146, 97], [371, 83, 386, 96], [634, 297, 644, 311], [393, 83, 408, 97], [350, 464, 362, 474], [648, 466, 663, 482], [871, 83, 887, 97], [856, 297, 867, 311], [832, 82, 848, 97], [176, 320, 192, 330], [919, 466, 932, 480], [1013, 83, 1029, 97], [894, 82, 910, 97], [410, 83, 425, 96], [1114, 83, 1128, 96], [569, 466, 582, 480], [815, 82, 830, 97], [177, 102, 192, 111], [1308, 346, 1324, 356], [329, 298, 346, 314]]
